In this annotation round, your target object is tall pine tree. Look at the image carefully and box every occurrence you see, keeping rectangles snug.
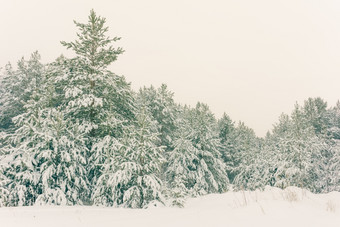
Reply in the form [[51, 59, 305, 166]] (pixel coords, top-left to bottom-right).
[[58, 10, 135, 193]]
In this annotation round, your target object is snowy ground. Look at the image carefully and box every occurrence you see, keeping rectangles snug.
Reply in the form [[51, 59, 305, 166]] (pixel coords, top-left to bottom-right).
[[1, 186, 340, 227]]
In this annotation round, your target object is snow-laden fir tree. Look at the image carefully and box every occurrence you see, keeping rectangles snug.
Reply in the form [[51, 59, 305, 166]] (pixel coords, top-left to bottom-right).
[[93, 103, 165, 208]]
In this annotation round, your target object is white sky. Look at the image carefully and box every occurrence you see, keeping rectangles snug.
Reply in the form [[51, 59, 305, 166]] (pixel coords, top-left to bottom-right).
[[1, 0, 340, 137]]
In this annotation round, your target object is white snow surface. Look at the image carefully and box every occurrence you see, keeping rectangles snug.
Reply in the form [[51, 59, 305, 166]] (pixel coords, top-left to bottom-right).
[[1, 186, 340, 227]]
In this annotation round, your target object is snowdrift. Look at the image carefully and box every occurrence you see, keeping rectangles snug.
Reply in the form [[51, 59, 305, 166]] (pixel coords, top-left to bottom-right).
[[1, 186, 340, 227]]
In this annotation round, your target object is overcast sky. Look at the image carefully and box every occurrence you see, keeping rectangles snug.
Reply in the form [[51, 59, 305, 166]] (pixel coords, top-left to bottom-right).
[[1, 0, 340, 137]]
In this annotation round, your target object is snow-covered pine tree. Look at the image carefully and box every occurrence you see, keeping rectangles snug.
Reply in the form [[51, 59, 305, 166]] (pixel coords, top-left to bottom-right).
[[164, 106, 199, 206], [231, 122, 266, 190], [35, 108, 88, 205], [0, 135, 9, 206], [59, 9, 132, 136], [302, 98, 332, 192], [0, 52, 90, 206], [172, 103, 228, 196], [217, 113, 236, 181], [327, 101, 340, 140], [89, 135, 122, 206], [0, 52, 43, 133], [319, 102, 340, 192], [328, 140, 340, 191], [93, 104, 165, 208], [270, 105, 324, 191], [0, 52, 46, 206], [137, 84, 178, 150], [303, 97, 328, 135], [0, 63, 15, 133], [58, 10, 135, 191], [0, 169, 8, 207], [329, 102, 340, 191]]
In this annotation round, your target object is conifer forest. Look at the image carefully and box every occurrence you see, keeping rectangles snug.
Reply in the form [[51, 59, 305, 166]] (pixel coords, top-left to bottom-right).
[[1, 10, 340, 209]]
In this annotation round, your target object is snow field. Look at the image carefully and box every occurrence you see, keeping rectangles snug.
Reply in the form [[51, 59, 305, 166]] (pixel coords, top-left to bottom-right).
[[1, 186, 340, 227]]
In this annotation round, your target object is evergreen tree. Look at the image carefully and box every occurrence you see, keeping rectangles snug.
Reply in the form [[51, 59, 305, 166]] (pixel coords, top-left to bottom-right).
[[137, 84, 178, 150], [93, 104, 165, 208], [231, 122, 264, 190], [0, 52, 44, 133], [217, 113, 236, 181], [269, 106, 324, 191], [59, 9, 130, 136], [328, 140, 340, 191], [302, 97, 328, 135], [0, 55, 90, 206], [0, 53, 46, 206], [35, 109, 88, 205], [164, 107, 199, 206], [319, 102, 340, 192], [167, 103, 228, 196], [58, 10, 135, 191]]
